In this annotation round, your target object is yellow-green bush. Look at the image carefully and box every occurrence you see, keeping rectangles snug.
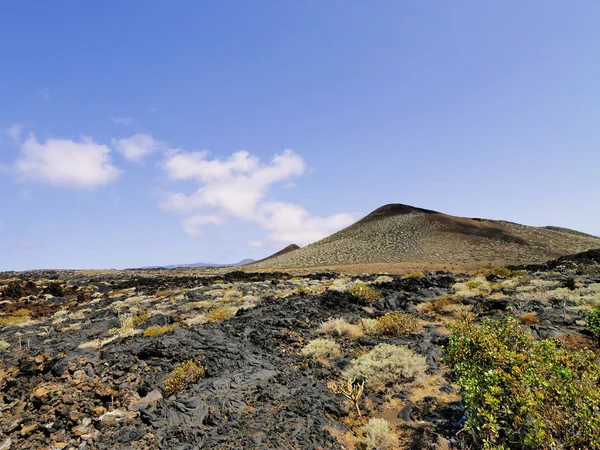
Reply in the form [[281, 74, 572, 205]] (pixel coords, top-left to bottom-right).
[[144, 324, 175, 337], [343, 343, 427, 386], [349, 283, 380, 303], [163, 360, 206, 397], [403, 272, 424, 279], [206, 306, 238, 322], [373, 312, 419, 336], [0, 308, 32, 327], [301, 338, 342, 360], [445, 316, 600, 449]]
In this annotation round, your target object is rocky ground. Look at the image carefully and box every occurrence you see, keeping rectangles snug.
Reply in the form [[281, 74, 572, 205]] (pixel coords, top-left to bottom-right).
[[0, 252, 599, 449]]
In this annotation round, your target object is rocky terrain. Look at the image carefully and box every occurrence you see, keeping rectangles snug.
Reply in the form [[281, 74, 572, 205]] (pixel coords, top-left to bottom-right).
[[247, 204, 600, 271], [0, 251, 599, 449]]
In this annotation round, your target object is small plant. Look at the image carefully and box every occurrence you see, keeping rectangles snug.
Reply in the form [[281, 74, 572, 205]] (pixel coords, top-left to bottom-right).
[[465, 280, 483, 290], [206, 306, 238, 322], [360, 318, 380, 335], [301, 338, 342, 360], [318, 318, 363, 338], [520, 312, 541, 325], [328, 377, 365, 416], [421, 295, 460, 316], [374, 311, 419, 336], [586, 305, 600, 342], [403, 272, 424, 279], [343, 343, 427, 386], [349, 283, 380, 303], [363, 418, 398, 450], [163, 360, 206, 397], [144, 324, 175, 337], [109, 312, 148, 335], [0, 309, 32, 327]]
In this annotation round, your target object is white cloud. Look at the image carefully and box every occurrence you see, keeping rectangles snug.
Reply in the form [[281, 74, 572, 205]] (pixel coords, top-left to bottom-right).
[[7, 124, 22, 141], [161, 149, 355, 245], [112, 134, 163, 163], [181, 214, 225, 237], [14, 133, 122, 189], [111, 116, 135, 126]]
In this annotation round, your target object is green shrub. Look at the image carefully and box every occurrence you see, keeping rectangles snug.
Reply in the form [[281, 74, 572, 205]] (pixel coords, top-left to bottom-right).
[[349, 283, 380, 303], [445, 316, 600, 450], [403, 272, 424, 279], [301, 338, 342, 360], [465, 280, 483, 290], [373, 311, 419, 336], [144, 324, 175, 337], [343, 343, 427, 386], [163, 360, 206, 397], [586, 305, 600, 341]]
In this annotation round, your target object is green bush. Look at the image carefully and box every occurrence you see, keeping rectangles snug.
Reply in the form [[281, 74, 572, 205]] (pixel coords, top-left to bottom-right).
[[163, 360, 206, 397], [586, 304, 600, 341], [373, 311, 419, 336], [445, 316, 600, 449], [343, 343, 427, 386], [349, 283, 380, 303]]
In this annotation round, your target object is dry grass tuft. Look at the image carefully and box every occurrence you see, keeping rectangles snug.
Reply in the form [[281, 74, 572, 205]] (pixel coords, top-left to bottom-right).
[[403, 272, 424, 279], [363, 418, 398, 450], [520, 313, 541, 325], [0, 308, 32, 327], [318, 318, 364, 338]]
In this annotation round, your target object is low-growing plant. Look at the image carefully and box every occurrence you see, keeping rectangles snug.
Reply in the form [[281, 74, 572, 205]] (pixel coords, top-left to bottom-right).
[[318, 318, 363, 338], [0, 308, 32, 327], [362, 418, 398, 450], [144, 324, 175, 337], [520, 312, 541, 325], [163, 360, 206, 397], [445, 316, 600, 449], [465, 280, 483, 290], [301, 338, 342, 360], [109, 312, 148, 336], [403, 272, 424, 279], [360, 318, 380, 335], [586, 304, 600, 342], [206, 306, 238, 322], [343, 343, 427, 386], [349, 283, 380, 303], [476, 267, 525, 279], [373, 311, 419, 336], [421, 295, 460, 316]]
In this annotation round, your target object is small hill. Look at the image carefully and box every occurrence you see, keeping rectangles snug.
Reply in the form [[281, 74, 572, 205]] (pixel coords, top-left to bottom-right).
[[247, 204, 600, 271], [253, 244, 300, 264], [145, 258, 255, 269]]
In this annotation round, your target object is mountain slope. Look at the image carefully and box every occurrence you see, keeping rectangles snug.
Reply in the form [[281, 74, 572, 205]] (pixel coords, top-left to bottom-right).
[[247, 204, 600, 270]]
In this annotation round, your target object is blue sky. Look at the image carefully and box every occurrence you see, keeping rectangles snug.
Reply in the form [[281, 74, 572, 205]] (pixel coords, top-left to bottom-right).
[[1, 1, 599, 270]]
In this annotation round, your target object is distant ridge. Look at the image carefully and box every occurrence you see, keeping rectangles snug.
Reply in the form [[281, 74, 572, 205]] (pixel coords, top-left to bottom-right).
[[144, 258, 255, 269], [253, 244, 300, 264], [247, 203, 600, 270]]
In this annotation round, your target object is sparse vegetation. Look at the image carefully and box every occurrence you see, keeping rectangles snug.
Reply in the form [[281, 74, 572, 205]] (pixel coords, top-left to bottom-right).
[[206, 306, 238, 322], [144, 324, 175, 336], [349, 283, 381, 303], [318, 318, 363, 338], [363, 418, 398, 450], [0, 308, 32, 327], [446, 316, 600, 449], [108, 312, 148, 336], [163, 360, 206, 397], [403, 272, 424, 279], [421, 295, 460, 316], [343, 343, 427, 386], [372, 311, 419, 336], [301, 338, 342, 360], [520, 312, 541, 325]]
